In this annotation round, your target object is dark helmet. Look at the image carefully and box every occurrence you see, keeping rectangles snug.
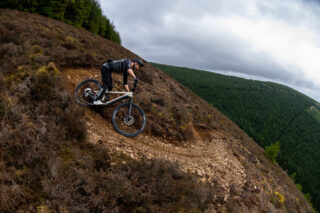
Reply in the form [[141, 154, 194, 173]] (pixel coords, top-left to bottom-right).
[[132, 58, 144, 67]]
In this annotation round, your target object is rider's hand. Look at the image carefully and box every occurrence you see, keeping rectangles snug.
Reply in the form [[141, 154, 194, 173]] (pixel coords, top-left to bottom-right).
[[134, 78, 139, 83]]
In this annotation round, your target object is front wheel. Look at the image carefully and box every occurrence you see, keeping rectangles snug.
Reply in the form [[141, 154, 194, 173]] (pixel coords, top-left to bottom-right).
[[112, 103, 146, 137]]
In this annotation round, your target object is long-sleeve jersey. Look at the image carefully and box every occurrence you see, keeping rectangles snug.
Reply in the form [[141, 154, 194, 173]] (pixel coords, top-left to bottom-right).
[[103, 59, 132, 85]]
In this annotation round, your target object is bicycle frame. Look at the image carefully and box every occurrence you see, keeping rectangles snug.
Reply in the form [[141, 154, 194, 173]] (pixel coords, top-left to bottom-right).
[[93, 80, 137, 107], [93, 90, 133, 106], [75, 79, 145, 137]]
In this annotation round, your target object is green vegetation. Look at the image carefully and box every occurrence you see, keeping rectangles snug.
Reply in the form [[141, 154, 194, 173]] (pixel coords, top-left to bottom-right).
[[151, 62, 320, 211], [0, 0, 121, 44], [307, 106, 320, 124], [289, 173, 319, 213], [265, 141, 280, 164]]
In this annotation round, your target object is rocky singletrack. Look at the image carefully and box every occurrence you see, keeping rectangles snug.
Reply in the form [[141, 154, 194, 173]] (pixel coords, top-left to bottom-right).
[[85, 110, 246, 194]]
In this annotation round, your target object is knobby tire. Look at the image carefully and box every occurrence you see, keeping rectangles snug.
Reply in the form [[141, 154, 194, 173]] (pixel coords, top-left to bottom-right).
[[112, 103, 146, 137], [75, 79, 101, 107]]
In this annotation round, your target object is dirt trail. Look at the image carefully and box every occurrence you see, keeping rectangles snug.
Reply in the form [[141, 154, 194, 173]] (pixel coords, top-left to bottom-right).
[[85, 110, 246, 193], [63, 68, 247, 195]]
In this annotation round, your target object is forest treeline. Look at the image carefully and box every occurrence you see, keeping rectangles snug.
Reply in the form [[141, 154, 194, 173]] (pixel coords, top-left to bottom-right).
[[151, 62, 320, 211], [0, 0, 121, 44]]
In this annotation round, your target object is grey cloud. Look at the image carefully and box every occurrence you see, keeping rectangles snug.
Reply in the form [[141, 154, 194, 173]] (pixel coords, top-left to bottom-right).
[[103, 0, 176, 28], [101, 0, 320, 102], [295, 79, 317, 89], [141, 25, 294, 83]]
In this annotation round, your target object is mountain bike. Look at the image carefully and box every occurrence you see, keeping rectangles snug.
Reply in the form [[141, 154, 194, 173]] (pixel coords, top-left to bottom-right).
[[74, 79, 146, 137]]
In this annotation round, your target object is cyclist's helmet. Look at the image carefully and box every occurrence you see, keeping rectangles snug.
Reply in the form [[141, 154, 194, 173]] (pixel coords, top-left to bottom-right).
[[132, 58, 144, 67]]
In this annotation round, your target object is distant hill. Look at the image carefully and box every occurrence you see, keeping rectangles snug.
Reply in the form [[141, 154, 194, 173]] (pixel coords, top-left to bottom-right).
[[0, 9, 314, 212], [151, 62, 320, 210]]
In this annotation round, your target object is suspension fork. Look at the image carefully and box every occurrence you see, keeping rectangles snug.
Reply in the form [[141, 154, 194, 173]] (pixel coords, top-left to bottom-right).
[[127, 97, 133, 116]]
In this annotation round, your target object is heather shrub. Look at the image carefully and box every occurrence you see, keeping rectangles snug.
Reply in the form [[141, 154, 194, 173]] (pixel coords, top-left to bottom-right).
[[270, 191, 285, 209], [40, 151, 215, 212], [0, 21, 21, 45], [0, 56, 87, 212], [0, 24, 11, 43]]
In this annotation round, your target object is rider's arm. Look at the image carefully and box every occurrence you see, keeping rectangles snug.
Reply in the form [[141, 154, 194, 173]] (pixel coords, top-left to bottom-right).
[[123, 68, 136, 92], [124, 84, 130, 92], [127, 68, 136, 79]]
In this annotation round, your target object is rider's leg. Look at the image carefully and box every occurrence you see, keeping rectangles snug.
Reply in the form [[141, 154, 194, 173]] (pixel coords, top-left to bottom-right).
[[96, 66, 112, 101]]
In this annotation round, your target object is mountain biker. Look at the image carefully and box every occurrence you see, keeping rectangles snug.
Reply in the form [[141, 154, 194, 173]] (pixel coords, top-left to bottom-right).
[[95, 58, 144, 103]]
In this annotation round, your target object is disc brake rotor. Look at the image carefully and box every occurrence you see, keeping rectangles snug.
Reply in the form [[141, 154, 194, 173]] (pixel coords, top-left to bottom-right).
[[124, 115, 134, 125], [83, 88, 92, 97]]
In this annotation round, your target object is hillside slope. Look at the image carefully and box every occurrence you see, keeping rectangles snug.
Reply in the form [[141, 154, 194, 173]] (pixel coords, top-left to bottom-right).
[[151, 62, 320, 210], [0, 9, 313, 212]]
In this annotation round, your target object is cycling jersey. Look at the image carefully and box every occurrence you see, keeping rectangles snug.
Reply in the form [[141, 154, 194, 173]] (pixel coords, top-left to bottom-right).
[[103, 59, 132, 85]]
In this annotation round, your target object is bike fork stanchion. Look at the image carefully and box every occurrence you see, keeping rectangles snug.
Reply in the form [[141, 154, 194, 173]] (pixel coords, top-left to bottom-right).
[[128, 98, 133, 116]]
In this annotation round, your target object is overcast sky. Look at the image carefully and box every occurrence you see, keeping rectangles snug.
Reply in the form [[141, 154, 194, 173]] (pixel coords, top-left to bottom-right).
[[101, 0, 320, 102]]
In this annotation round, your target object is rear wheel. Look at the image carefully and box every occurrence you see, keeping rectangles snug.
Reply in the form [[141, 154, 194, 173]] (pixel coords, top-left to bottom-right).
[[112, 103, 146, 137], [75, 79, 101, 106]]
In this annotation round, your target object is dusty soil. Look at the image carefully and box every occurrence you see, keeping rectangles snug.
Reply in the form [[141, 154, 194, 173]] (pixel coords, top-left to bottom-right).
[[86, 109, 246, 193]]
